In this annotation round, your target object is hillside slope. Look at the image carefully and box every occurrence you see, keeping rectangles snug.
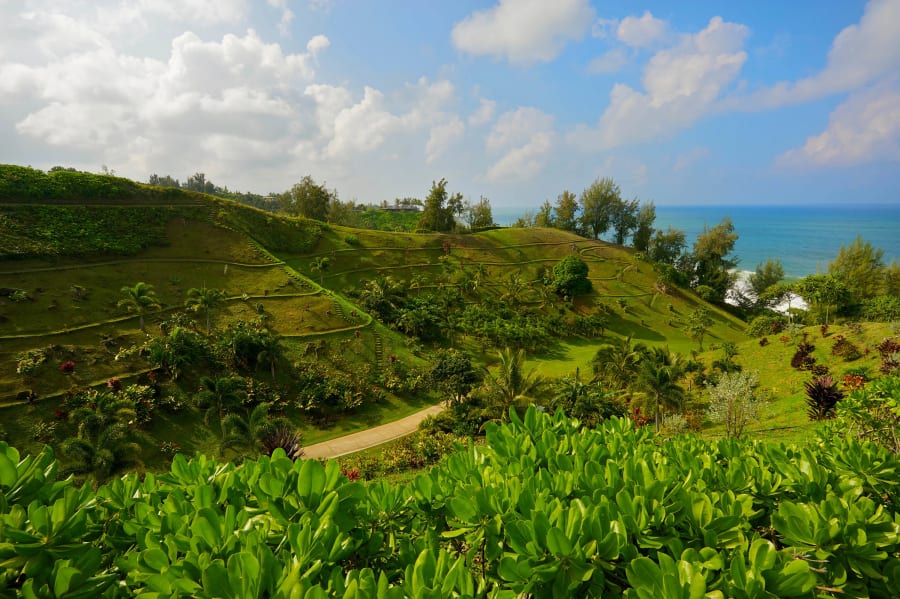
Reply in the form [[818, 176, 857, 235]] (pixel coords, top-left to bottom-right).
[[0, 164, 747, 466]]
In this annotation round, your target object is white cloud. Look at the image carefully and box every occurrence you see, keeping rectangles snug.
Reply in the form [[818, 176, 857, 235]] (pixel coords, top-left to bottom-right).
[[307, 34, 330, 55], [485, 107, 555, 181], [780, 80, 900, 166], [426, 117, 465, 163], [570, 17, 748, 151], [468, 98, 496, 126], [617, 11, 669, 48], [267, 0, 295, 36], [137, 0, 249, 24], [587, 48, 629, 74], [451, 0, 594, 64], [737, 0, 900, 109]]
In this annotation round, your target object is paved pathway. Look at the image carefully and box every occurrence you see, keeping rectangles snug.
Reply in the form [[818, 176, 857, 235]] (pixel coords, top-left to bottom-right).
[[303, 404, 444, 459]]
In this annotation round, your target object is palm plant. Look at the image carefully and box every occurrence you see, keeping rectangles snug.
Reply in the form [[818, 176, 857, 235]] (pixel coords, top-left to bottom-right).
[[256, 331, 283, 381], [185, 287, 226, 334], [61, 391, 144, 484], [637, 357, 686, 433], [197, 376, 246, 446], [118, 282, 162, 330], [311, 256, 330, 285], [221, 402, 284, 455], [591, 335, 647, 393], [483, 347, 546, 421]]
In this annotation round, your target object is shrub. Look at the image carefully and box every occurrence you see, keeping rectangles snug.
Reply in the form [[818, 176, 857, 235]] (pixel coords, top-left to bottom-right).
[[811, 364, 830, 376], [747, 314, 772, 338], [694, 285, 717, 302], [805, 375, 844, 420], [831, 335, 862, 361], [343, 234, 360, 246], [759, 337, 769, 347], [15, 349, 47, 376], [707, 371, 764, 438], [791, 341, 816, 370]]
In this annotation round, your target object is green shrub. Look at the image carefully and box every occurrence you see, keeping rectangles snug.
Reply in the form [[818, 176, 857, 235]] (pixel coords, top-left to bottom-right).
[[746, 314, 788, 337]]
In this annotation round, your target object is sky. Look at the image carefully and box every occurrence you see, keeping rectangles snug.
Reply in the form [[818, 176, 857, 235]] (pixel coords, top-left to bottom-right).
[[1, 0, 899, 209]]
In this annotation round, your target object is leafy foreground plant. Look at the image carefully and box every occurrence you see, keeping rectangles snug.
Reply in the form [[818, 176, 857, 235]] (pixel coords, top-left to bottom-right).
[[1, 407, 899, 597]]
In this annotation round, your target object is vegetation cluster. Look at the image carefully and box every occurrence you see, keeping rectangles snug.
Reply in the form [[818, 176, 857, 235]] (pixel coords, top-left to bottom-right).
[[1, 403, 898, 597]]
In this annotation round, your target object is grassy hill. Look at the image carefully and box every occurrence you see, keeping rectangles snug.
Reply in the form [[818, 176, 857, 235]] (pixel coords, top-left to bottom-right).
[[8, 163, 892, 473]]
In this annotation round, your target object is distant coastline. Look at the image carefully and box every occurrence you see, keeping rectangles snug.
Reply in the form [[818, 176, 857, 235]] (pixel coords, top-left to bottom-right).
[[494, 203, 899, 278]]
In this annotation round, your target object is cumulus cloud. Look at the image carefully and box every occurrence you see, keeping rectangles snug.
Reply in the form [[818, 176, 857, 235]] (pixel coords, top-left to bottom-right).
[[780, 80, 900, 167], [736, 0, 900, 109], [616, 11, 669, 48], [485, 107, 555, 181], [451, 0, 594, 64], [468, 98, 496, 126], [570, 16, 748, 151], [426, 117, 465, 163]]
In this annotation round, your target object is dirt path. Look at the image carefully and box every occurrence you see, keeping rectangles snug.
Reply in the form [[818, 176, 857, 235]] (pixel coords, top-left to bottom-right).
[[302, 404, 444, 459]]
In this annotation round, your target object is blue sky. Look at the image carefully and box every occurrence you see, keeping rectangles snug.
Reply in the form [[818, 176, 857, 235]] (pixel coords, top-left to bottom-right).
[[1, 0, 898, 209]]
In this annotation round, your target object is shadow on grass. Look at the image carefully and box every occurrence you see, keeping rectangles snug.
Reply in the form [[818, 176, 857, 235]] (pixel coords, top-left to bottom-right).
[[605, 314, 667, 343]]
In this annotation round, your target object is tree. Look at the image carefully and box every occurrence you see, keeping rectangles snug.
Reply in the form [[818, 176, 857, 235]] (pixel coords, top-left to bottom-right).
[[829, 237, 885, 306], [611, 197, 640, 245], [256, 331, 284, 380], [184, 172, 216, 194], [327, 198, 358, 226], [648, 228, 687, 265], [579, 178, 619, 239], [534, 200, 554, 228], [553, 191, 580, 232], [690, 218, 739, 303], [280, 175, 333, 220], [118, 282, 162, 331], [311, 257, 331, 285], [430, 349, 481, 406], [417, 178, 458, 232], [552, 256, 592, 297], [61, 391, 144, 484], [592, 335, 647, 393], [687, 307, 713, 350], [185, 287, 226, 334], [482, 347, 546, 421], [749, 259, 784, 303], [795, 274, 850, 325], [197, 376, 247, 447], [637, 355, 685, 433], [632, 202, 656, 252], [707, 370, 764, 438], [464, 196, 495, 230]]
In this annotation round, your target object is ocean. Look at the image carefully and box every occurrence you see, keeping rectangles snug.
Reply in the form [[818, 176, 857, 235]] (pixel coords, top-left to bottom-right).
[[494, 203, 899, 278]]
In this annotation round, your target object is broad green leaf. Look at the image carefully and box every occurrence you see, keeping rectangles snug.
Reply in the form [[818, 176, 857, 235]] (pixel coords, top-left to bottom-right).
[[0, 452, 16, 488], [142, 548, 169, 572]]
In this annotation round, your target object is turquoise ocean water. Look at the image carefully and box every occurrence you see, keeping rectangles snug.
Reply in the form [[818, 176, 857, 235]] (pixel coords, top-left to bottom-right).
[[495, 204, 899, 278]]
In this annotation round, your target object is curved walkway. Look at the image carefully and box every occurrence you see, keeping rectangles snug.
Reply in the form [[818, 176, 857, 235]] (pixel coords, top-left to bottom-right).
[[302, 404, 444, 459]]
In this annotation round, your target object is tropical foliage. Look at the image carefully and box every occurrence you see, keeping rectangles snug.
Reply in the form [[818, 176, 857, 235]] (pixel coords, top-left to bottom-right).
[[2, 406, 899, 597]]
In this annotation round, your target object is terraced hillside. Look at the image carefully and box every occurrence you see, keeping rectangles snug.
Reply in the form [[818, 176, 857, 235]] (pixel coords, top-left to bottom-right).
[[0, 164, 751, 472]]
